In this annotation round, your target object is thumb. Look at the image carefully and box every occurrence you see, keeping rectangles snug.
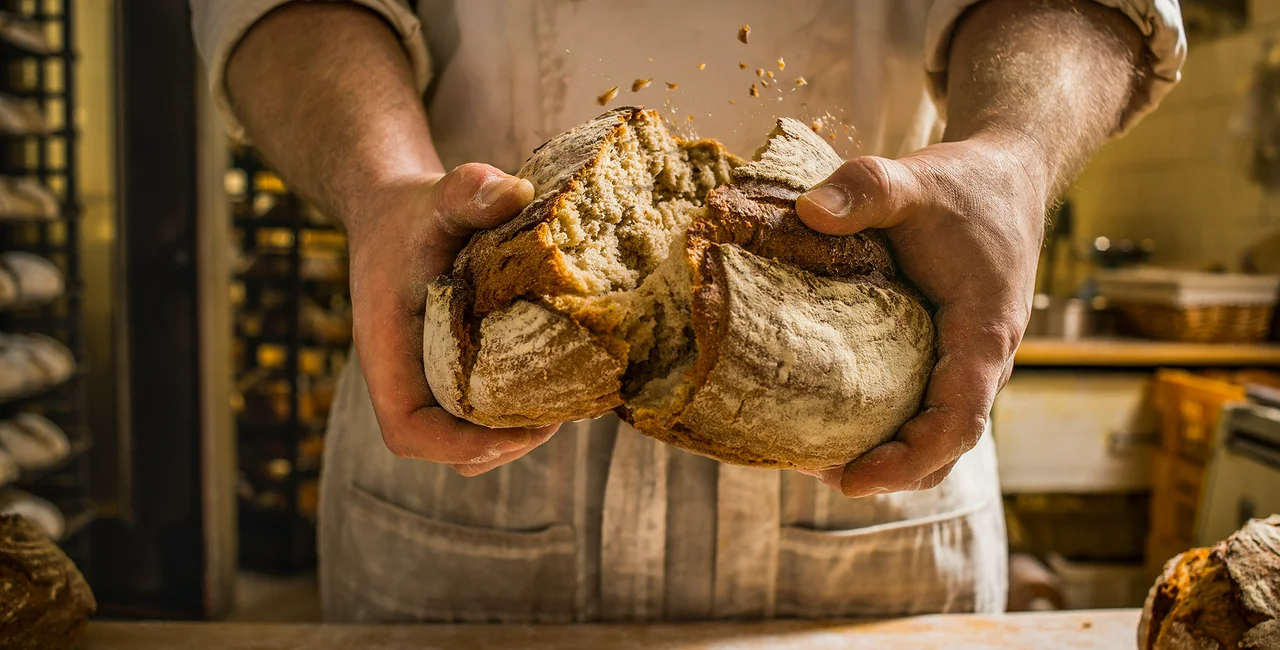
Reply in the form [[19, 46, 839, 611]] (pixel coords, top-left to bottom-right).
[[796, 156, 923, 235], [430, 162, 536, 239]]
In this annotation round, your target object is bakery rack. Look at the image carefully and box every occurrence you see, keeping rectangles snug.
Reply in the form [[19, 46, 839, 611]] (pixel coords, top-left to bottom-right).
[[228, 146, 350, 574], [0, 0, 93, 573]]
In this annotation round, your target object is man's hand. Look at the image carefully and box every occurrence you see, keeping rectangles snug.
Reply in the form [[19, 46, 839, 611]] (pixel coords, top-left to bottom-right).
[[225, 4, 557, 476], [795, 0, 1148, 496], [796, 135, 1045, 495], [348, 165, 557, 477]]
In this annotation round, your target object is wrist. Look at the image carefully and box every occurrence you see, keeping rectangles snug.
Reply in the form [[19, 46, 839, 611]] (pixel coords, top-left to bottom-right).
[[947, 126, 1056, 211], [339, 172, 442, 246]]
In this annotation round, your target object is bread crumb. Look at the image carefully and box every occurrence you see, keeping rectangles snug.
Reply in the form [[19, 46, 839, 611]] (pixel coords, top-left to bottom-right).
[[739, 62, 748, 70], [827, 133, 835, 140], [647, 57, 654, 62], [687, 115, 694, 122], [760, 80, 770, 88], [767, 71, 776, 79], [697, 63, 706, 70], [738, 25, 750, 44], [631, 78, 652, 92], [666, 82, 679, 90], [749, 83, 759, 97], [728, 99, 737, 105], [795, 77, 808, 86], [756, 68, 765, 77], [1082, 621, 1092, 629], [597, 86, 619, 105], [810, 121, 821, 132], [777, 57, 786, 71]]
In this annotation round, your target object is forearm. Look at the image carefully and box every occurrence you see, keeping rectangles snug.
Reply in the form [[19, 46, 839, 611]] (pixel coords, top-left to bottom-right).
[[943, 0, 1146, 200], [224, 2, 442, 233]]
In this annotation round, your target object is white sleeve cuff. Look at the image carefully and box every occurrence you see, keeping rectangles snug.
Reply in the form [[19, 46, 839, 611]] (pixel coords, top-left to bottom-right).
[[923, 0, 1187, 135], [190, 0, 432, 143]]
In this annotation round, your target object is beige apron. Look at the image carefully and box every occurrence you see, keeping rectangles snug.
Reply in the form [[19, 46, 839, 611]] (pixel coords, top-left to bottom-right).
[[318, 354, 1006, 622]]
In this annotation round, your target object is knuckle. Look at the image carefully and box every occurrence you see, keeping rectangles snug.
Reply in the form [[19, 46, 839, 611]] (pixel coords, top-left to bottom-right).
[[380, 426, 416, 459], [838, 156, 894, 202]]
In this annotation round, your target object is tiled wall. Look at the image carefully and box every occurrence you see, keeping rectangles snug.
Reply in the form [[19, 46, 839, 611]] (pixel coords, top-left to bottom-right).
[[1059, 0, 1280, 292]]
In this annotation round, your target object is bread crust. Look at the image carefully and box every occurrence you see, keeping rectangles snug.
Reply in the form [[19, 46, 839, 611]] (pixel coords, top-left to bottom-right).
[[1138, 516, 1280, 650], [424, 109, 935, 469]]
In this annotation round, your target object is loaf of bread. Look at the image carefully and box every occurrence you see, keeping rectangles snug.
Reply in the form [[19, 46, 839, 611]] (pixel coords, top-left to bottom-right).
[[1138, 515, 1280, 650], [0, 514, 96, 650], [424, 107, 935, 470]]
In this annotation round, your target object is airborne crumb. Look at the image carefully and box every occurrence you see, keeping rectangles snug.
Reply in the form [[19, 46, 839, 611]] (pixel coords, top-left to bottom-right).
[[810, 121, 821, 132], [728, 99, 737, 104], [777, 57, 786, 71], [756, 68, 765, 77], [739, 62, 749, 70], [687, 115, 694, 122], [666, 82, 679, 90], [749, 83, 759, 97], [760, 80, 769, 88], [631, 78, 652, 92], [795, 77, 808, 86], [827, 133, 835, 140], [697, 63, 706, 70], [1082, 622, 1092, 629], [597, 86, 619, 105], [738, 24, 750, 44], [766, 71, 775, 79]]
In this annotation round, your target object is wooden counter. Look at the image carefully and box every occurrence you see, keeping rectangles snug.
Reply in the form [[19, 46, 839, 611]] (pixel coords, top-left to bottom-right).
[[82, 610, 1139, 649], [1015, 337, 1280, 367]]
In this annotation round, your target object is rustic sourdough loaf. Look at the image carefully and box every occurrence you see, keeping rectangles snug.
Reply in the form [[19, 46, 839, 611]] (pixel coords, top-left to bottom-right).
[[1138, 516, 1280, 650], [423, 107, 935, 470]]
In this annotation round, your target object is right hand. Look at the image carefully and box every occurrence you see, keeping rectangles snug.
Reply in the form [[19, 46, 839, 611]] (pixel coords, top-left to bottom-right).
[[345, 163, 558, 476]]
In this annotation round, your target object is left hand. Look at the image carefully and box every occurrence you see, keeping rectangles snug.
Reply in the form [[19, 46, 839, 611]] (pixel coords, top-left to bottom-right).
[[795, 132, 1048, 496]]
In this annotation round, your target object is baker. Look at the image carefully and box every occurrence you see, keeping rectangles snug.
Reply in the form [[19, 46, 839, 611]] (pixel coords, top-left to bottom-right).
[[191, 0, 1185, 621]]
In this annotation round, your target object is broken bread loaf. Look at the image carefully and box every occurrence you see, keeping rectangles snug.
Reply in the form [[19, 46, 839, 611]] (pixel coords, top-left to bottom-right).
[[1138, 516, 1280, 650], [424, 107, 935, 470]]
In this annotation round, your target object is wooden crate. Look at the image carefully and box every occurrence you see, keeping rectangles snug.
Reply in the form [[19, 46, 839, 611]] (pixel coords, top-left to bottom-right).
[[1153, 369, 1246, 462], [1147, 451, 1205, 546]]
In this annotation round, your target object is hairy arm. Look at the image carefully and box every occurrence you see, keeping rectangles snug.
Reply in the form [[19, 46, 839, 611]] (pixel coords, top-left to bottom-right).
[[944, 0, 1146, 197], [226, 3, 552, 473], [797, 0, 1147, 495]]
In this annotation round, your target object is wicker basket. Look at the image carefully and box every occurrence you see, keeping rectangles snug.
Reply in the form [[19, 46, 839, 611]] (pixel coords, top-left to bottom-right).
[[1114, 302, 1276, 343]]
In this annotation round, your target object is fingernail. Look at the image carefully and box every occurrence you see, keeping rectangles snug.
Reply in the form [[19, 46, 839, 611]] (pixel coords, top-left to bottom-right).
[[493, 432, 531, 454], [801, 185, 851, 217], [476, 176, 524, 208]]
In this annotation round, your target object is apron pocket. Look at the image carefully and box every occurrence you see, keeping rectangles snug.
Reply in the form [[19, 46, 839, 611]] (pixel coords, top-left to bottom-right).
[[330, 482, 578, 623], [776, 502, 985, 618]]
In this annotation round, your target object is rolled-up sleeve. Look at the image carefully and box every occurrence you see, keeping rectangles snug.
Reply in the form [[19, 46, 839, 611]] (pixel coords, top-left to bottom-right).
[[190, 0, 432, 142], [923, 0, 1187, 134]]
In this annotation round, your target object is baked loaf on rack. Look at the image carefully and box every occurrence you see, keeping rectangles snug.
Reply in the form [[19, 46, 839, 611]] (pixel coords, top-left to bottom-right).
[[1138, 515, 1280, 650], [424, 107, 935, 470]]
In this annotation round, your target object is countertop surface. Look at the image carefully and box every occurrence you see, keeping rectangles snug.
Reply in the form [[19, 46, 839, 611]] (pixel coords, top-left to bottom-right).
[[1015, 336, 1280, 367], [82, 610, 1140, 649]]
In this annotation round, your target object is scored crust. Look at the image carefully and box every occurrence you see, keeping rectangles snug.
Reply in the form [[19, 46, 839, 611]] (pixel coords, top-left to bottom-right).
[[424, 107, 936, 469]]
